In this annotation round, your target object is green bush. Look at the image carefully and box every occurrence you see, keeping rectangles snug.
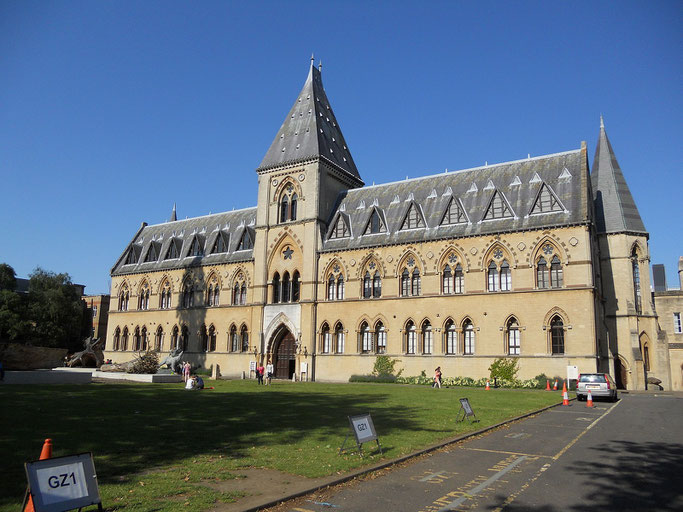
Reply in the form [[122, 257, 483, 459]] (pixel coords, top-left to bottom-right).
[[372, 355, 403, 377], [349, 374, 398, 383], [488, 357, 519, 381], [127, 351, 159, 374]]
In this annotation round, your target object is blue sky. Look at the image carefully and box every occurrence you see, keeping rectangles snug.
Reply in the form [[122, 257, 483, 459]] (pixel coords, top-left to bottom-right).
[[1, 1, 681, 294]]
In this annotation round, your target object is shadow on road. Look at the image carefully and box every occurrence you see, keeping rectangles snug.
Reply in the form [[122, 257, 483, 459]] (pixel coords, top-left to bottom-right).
[[489, 439, 683, 512]]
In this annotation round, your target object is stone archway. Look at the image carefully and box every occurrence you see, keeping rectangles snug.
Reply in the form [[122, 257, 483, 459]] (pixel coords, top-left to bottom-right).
[[614, 356, 628, 389], [270, 325, 296, 380]]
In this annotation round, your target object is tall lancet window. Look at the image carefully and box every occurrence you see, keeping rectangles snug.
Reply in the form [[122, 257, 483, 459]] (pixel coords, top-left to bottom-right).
[[631, 248, 642, 314]]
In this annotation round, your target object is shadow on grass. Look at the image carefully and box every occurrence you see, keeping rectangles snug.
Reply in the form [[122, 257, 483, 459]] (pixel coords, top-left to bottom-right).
[[0, 382, 427, 500]]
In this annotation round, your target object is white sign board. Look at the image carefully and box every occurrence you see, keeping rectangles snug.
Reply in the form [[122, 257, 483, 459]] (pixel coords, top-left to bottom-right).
[[567, 365, 579, 380], [301, 362, 308, 373], [25, 453, 101, 512], [249, 361, 257, 371], [349, 413, 378, 444]]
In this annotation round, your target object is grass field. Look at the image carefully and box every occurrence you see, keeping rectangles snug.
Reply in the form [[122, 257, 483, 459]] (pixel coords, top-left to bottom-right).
[[0, 380, 560, 511]]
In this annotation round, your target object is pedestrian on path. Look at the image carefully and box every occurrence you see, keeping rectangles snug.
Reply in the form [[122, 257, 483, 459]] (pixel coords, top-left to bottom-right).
[[433, 366, 442, 388], [257, 362, 265, 385]]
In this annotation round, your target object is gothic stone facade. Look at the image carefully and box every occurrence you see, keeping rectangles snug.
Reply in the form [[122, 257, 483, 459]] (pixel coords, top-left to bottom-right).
[[104, 63, 669, 390]]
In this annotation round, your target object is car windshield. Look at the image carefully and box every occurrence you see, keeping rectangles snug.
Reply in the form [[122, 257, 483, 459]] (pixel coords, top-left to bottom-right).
[[579, 374, 606, 383]]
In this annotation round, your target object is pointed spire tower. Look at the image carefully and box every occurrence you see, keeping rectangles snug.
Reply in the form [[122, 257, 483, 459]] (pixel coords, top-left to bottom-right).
[[169, 203, 177, 222], [257, 60, 362, 185], [591, 117, 646, 235]]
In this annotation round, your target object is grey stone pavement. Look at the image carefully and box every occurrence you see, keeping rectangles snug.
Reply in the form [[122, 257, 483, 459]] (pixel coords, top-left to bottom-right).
[[257, 391, 683, 512]]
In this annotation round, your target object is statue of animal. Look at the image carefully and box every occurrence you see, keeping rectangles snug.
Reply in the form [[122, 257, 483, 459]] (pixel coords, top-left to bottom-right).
[[159, 348, 184, 374]]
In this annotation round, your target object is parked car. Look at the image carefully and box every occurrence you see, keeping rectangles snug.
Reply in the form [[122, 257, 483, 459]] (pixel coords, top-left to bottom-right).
[[576, 373, 617, 401]]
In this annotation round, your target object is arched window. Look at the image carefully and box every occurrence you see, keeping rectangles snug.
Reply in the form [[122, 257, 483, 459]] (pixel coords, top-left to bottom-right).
[[550, 256, 563, 288], [155, 325, 163, 351], [321, 323, 331, 353], [133, 327, 141, 351], [160, 281, 171, 309], [328, 275, 335, 300], [282, 272, 291, 302], [487, 261, 499, 292], [507, 317, 520, 355], [272, 273, 280, 303], [375, 322, 386, 354], [363, 271, 372, 298], [279, 185, 298, 223], [405, 321, 417, 354], [170, 326, 179, 350], [500, 260, 511, 291], [335, 323, 345, 353], [233, 283, 240, 305], [180, 325, 189, 351], [200, 325, 208, 352], [631, 248, 641, 314], [443, 264, 452, 294], [141, 327, 147, 351], [373, 271, 381, 298], [401, 268, 410, 296], [209, 325, 216, 352], [445, 320, 457, 355], [113, 327, 121, 351], [290, 193, 298, 221], [537, 257, 549, 289], [240, 283, 246, 305], [138, 283, 150, 310], [422, 320, 432, 354], [119, 285, 129, 311], [463, 320, 475, 355], [280, 195, 289, 223], [182, 283, 194, 308], [336, 275, 345, 300], [454, 264, 464, 293], [122, 327, 129, 351], [241, 325, 249, 352], [412, 269, 421, 296], [643, 343, 650, 372], [550, 316, 564, 354], [360, 322, 372, 353], [230, 325, 238, 352], [292, 271, 300, 302]]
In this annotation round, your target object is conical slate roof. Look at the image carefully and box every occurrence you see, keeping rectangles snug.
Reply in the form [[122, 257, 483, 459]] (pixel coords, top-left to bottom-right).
[[257, 62, 362, 183], [591, 118, 646, 234]]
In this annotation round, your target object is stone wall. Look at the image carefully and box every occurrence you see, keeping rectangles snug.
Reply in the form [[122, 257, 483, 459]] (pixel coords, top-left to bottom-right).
[[0, 342, 68, 370]]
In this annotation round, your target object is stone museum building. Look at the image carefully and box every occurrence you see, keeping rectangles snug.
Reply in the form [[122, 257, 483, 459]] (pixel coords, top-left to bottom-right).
[[103, 61, 676, 390]]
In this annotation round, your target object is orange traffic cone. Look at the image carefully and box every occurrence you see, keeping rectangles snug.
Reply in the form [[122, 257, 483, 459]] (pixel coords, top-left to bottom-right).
[[553, 379, 558, 391], [24, 439, 53, 512], [561, 381, 569, 406], [485, 380, 490, 390], [586, 390, 594, 408], [545, 380, 551, 391]]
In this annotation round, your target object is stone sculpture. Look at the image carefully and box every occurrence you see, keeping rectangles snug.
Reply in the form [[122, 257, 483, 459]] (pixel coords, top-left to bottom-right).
[[159, 348, 184, 374], [66, 337, 104, 368]]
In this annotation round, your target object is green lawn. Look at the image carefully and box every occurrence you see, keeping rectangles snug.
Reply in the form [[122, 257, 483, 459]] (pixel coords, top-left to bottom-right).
[[0, 380, 560, 511]]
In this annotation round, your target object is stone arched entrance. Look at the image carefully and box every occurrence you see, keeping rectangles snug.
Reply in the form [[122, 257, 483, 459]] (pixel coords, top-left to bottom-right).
[[614, 356, 628, 389], [270, 326, 296, 380]]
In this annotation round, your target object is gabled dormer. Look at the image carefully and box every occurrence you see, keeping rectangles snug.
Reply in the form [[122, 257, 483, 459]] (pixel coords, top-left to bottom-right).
[[363, 207, 387, 235], [482, 190, 515, 221]]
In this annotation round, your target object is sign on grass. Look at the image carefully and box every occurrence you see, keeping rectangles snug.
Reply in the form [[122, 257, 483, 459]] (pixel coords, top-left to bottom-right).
[[25, 453, 102, 512], [457, 398, 478, 422], [339, 413, 382, 456]]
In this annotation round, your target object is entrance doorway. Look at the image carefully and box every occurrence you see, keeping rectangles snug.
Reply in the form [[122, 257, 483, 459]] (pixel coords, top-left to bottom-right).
[[273, 330, 296, 380], [615, 356, 627, 389]]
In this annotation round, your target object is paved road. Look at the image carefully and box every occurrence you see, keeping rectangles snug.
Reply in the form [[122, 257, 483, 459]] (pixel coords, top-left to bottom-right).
[[279, 394, 683, 512]]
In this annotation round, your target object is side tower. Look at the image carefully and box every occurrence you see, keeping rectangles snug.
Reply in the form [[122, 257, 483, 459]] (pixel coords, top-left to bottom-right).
[[252, 59, 363, 379], [592, 118, 663, 389]]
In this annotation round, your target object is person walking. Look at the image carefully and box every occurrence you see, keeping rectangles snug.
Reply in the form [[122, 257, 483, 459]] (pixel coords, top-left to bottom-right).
[[257, 362, 265, 385], [183, 362, 191, 383], [266, 361, 274, 385], [433, 366, 442, 388]]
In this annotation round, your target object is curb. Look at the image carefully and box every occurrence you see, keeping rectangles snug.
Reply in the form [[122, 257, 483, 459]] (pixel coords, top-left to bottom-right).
[[237, 398, 566, 512]]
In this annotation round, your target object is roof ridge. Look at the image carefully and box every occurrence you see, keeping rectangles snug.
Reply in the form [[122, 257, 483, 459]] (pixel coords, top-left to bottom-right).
[[144, 206, 258, 228]]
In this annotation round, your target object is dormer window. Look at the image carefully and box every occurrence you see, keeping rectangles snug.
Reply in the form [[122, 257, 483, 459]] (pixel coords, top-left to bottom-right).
[[364, 209, 386, 234], [483, 191, 514, 220], [236, 229, 253, 251], [212, 232, 229, 254], [329, 214, 350, 239], [400, 203, 424, 230], [189, 236, 204, 257]]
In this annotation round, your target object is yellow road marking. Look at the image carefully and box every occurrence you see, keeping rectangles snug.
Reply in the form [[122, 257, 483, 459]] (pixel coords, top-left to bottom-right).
[[461, 447, 552, 459], [553, 399, 622, 460], [292, 508, 315, 512]]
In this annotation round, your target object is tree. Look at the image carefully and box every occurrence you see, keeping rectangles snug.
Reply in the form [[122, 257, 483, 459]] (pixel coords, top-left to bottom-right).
[[26, 268, 90, 351], [0, 263, 17, 291], [0, 264, 28, 341]]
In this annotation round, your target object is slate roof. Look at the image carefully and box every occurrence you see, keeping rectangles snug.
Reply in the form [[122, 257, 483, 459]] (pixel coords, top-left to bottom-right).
[[111, 208, 257, 276], [591, 119, 647, 235], [322, 148, 589, 252], [257, 62, 362, 184]]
